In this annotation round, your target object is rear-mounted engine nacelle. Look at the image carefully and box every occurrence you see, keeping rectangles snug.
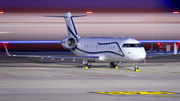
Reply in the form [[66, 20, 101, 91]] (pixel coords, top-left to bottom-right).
[[61, 37, 77, 49]]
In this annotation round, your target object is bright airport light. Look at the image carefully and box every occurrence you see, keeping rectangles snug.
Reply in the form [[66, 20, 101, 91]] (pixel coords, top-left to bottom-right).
[[173, 11, 179, 14], [86, 12, 93, 14]]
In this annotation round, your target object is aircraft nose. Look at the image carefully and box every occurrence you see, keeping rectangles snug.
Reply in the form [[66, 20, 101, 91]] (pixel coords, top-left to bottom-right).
[[139, 57, 145, 61], [127, 48, 146, 61], [138, 52, 146, 61]]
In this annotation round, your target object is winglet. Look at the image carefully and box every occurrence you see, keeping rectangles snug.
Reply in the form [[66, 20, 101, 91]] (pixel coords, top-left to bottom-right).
[[174, 43, 177, 55], [4, 44, 11, 56]]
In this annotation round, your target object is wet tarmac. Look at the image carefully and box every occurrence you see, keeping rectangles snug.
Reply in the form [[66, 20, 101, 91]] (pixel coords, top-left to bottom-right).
[[0, 53, 180, 101]]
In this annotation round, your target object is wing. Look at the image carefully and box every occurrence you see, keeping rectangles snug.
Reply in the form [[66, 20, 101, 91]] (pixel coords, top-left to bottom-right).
[[146, 52, 178, 58], [4, 44, 99, 60]]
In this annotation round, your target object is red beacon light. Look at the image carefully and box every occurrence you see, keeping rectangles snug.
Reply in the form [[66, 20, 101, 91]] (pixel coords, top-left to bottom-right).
[[157, 42, 161, 46]]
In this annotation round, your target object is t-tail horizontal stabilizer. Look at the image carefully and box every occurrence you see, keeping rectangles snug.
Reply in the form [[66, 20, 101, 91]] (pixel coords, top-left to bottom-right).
[[41, 12, 87, 41], [41, 15, 87, 18], [40, 13, 87, 18]]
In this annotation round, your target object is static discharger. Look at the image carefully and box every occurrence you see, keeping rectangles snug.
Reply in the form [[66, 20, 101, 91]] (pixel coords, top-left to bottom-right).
[[93, 91, 179, 95]]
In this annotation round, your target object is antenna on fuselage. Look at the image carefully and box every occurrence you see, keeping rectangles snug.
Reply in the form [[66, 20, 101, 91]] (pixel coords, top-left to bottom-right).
[[122, 35, 124, 39]]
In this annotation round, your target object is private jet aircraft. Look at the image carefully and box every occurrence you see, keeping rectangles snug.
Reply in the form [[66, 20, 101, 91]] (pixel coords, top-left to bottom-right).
[[4, 12, 177, 71]]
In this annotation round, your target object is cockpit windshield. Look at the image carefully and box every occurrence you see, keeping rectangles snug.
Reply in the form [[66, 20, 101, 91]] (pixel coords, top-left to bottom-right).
[[122, 43, 143, 47]]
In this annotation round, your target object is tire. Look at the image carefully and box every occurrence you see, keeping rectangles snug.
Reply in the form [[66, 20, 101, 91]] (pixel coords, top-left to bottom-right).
[[110, 62, 115, 68]]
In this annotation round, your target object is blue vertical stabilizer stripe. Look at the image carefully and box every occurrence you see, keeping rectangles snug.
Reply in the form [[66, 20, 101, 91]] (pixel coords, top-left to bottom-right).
[[70, 17, 78, 35], [67, 26, 78, 42]]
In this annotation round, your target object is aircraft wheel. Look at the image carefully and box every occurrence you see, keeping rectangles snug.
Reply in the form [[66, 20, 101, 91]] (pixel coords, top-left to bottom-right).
[[83, 60, 91, 69], [134, 67, 139, 72], [88, 62, 91, 68], [134, 62, 139, 72], [110, 62, 115, 68], [110, 62, 118, 68]]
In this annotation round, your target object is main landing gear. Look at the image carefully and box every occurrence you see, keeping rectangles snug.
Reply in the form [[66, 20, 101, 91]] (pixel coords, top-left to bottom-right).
[[82, 60, 91, 69], [110, 61, 118, 68], [82, 60, 139, 71], [134, 62, 139, 72]]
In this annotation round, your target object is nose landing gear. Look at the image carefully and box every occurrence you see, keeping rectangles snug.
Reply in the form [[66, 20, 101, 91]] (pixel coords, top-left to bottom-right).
[[134, 62, 139, 72]]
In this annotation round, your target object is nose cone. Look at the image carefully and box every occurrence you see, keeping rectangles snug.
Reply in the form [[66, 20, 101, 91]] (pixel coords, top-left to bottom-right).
[[138, 49, 146, 61], [127, 50, 146, 62], [130, 48, 146, 61], [139, 52, 146, 61]]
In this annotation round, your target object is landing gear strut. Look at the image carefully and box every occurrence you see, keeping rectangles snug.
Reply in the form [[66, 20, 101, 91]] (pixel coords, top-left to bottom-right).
[[134, 62, 139, 71], [82, 60, 91, 69], [110, 61, 118, 68]]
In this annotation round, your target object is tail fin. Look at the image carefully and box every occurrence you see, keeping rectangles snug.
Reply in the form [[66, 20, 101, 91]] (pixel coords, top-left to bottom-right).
[[41, 12, 86, 42], [63, 12, 81, 40]]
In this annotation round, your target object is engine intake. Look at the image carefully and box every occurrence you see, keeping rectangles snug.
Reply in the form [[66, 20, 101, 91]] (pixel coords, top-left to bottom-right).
[[61, 37, 77, 49]]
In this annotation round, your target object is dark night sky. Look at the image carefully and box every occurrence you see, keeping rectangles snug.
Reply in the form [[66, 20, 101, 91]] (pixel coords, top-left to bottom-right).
[[0, 0, 180, 13]]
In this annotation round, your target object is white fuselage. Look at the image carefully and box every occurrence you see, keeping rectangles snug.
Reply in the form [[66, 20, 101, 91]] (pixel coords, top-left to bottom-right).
[[71, 37, 146, 62]]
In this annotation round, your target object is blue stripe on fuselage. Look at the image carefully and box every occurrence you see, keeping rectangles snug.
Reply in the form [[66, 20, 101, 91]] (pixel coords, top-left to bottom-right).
[[97, 42, 124, 57], [73, 42, 125, 57]]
